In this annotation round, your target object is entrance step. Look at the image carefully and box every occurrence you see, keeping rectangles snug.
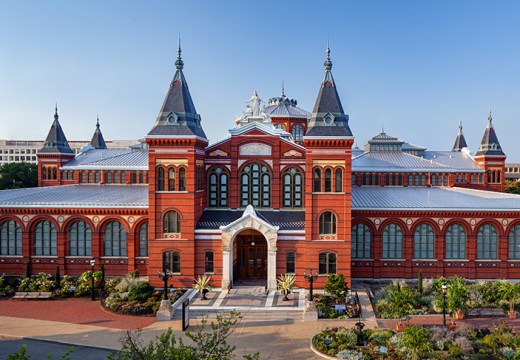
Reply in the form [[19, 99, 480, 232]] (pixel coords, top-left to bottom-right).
[[173, 308, 304, 322]]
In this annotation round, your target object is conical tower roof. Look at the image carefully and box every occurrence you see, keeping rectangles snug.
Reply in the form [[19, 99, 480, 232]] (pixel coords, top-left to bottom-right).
[[475, 111, 505, 156], [147, 43, 207, 140], [38, 105, 74, 154], [90, 116, 107, 149], [305, 46, 353, 138], [452, 122, 468, 152]]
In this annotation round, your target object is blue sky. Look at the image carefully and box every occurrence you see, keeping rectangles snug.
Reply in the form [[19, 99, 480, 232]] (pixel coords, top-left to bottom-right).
[[1, 1, 519, 160]]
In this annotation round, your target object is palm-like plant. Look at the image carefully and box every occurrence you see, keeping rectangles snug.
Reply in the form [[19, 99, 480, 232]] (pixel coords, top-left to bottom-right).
[[194, 275, 211, 300], [499, 281, 520, 315], [277, 274, 296, 301], [386, 283, 416, 327], [446, 276, 469, 317]]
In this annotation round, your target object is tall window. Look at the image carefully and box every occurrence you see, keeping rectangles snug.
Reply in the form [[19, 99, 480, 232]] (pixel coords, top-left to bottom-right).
[[95, 172, 100, 183], [104, 221, 127, 257], [286, 252, 295, 273], [205, 251, 214, 273], [0, 220, 21, 255], [81, 172, 86, 183], [313, 168, 321, 192], [319, 252, 336, 274], [509, 225, 520, 260], [445, 224, 466, 259], [42, 168, 47, 180], [324, 169, 332, 192], [382, 223, 403, 259], [352, 223, 371, 259], [163, 251, 180, 273], [69, 221, 92, 256], [138, 222, 148, 257], [120, 172, 126, 184], [34, 220, 57, 256], [157, 168, 165, 191], [477, 224, 498, 259], [291, 124, 304, 141], [139, 172, 144, 184], [163, 211, 181, 233], [168, 168, 175, 191], [240, 163, 271, 207], [414, 224, 434, 259], [106, 172, 112, 184], [88, 172, 93, 183], [131, 172, 137, 184], [208, 168, 228, 207], [335, 169, 343, 192], [178, 168, 186, 191], [319, 212, 336, 235], [283, 168, 303, 208], [114, 171, 119, 184]]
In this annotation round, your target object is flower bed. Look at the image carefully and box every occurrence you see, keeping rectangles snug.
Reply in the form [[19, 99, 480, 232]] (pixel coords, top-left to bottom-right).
[[315, 294, 360, 319]]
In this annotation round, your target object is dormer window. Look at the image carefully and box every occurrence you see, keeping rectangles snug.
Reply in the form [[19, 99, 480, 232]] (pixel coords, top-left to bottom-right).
[[324, 114, 334, 125]]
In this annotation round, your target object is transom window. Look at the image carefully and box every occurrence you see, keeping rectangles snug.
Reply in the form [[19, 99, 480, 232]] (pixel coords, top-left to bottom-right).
[[283, 168, 303, 208], [208, 168, 228, 207], [319, 212, 337, 235], [69, 221, 92, 257], [445, 224, 466, 259], [509, 225, 520, 260], [163, 251, 180, 273], [104, 221, 127, 257], [382, 223, 403, 259], [34, 220, 57, 256], [477, 224, 498, 259], [0, 220, 21, 256], [414, 224, 434, 259], [240, 163, 271, 208], [352, 223, 371, 259], [319, 252, 336, 274], [163, 211, 181, 233]]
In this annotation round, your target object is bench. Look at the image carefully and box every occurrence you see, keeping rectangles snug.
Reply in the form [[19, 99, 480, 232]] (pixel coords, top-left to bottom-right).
[[13, 292, 52, 300]]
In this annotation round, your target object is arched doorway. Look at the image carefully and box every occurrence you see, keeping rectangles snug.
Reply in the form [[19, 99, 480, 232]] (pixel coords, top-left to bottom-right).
[[235, 230, 267, 282]]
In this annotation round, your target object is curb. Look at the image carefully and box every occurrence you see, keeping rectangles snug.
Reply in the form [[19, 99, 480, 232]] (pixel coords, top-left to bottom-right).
[[23, 336, 120, 352]]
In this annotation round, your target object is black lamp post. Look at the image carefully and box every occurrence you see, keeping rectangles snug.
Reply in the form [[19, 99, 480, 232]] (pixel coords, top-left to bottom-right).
[[441, 284, 447, 327], [303, 269, 319, 301], [158, 264, 173, 301], [90, 259, 96, 301]]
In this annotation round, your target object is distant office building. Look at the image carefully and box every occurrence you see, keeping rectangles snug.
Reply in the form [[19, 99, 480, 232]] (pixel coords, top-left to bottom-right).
[[506, 164, 520, 181]]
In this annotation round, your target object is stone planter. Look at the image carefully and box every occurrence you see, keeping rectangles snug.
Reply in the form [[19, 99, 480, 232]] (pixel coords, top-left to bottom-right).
[[509, 310, 517, 319]]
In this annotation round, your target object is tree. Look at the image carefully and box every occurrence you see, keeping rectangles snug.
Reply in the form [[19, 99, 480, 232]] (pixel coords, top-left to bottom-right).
[[0, 162, 38, 190], [109, 311, 259, 360], [324, 274, 349, 303], [505, 180, 520, 195], [399, 325, 432, 360], [446, 276, 468, 316]]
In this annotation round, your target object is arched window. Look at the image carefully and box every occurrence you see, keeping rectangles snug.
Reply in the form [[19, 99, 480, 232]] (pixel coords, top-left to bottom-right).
[[114, 171, 119, 184], [138, 222, 148, 257], [178, 168, 186, 191], [104, 221, 126, 257], [319, 252, 336, 274], [398, 174, 403, 186], [313, 168, 321, 192], [106, 172, 112, 184], [157, 168, 165, 191], [205, 251, 214, 273], [382, 223, 403, 259], [69, 221, 92, 256], [208, 168, 228, 207], [120, 172, 126, 184], [81, 172, 86, 183], [0, 220, 21, 255], [88, 172, 93, 183], [163, 250, 180, 273], [34, 220, 57, 256], [352, 223, 371, 259], [286, 252, 295, 273], [163, 211, 181, 233], [319, 212, 336, 235], [42, 167, 47, 180], [291, 124, 304, 141], [283, 168, 303, 208], [414, 224, 434, 259], [335, 168, 343, 192], [131, 172, 137, 184], [446, 224, 466, 259], [477, 224, 498, 259], [52, 168, 57, 180], [139, 172, 144, 184], [95, 172, 100, 183], [509, 225, 520, 259], [324, 169, 332, 192], [240, 163, 270, 207], [168, 168, 175, 191]]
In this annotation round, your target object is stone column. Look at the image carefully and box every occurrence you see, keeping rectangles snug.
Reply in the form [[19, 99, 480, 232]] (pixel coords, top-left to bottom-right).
[[221, 245, 232, 289], [267, 247, 277, 290]]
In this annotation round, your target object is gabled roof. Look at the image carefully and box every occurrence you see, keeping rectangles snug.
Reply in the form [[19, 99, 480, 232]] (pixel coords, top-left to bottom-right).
[[90, 117, 107, 149], [452, 122, 468, 152], [61, 148, 147, 170], [475, 112, 505, 157], [147, 45, 207, 140], [305, 47, 353, 138], [38, 106, 74, 155]]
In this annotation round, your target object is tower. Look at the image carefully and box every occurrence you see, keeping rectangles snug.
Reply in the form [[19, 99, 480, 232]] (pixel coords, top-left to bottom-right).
[[146, 44, 209, 286], [90, 116, 107, 149], [303, 46, 354, 285], [452, 122, 468, 152], [474, 111, 506, 192], [37, 105, 75, 187]]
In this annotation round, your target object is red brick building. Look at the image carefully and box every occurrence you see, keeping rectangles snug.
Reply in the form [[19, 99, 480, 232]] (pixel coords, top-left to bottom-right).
[[0, 46, 518, 289]]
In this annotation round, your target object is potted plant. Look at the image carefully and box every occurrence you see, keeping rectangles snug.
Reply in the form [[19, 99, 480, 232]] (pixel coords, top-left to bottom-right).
[[193, 274, 211, 300], [499, 281, 520, 319], [277, 274, 295, 301], [446, 277, 468, 320], [386, 283, 416, 331]]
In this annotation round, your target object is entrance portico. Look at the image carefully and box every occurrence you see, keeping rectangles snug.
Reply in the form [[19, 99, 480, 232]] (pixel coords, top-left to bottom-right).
[[220, 205, 279, 290]]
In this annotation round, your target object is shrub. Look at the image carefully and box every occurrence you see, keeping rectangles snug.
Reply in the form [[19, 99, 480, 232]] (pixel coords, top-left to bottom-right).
[[105, 277, 121, 293], [399, 325, 432, 360], [335, 328, 357, 348], [0, 274, 14, 297], [74, 270, 102, 296], [18, 272, 54, 292], [324, 273, 349, 303], [377, 282, 418, 321], [115, 273, 139, 293], [128, 281, 155, 302], [500, 346, 515, 359], [336, 349, 364, 360], [54, 275, 75, 297], [454, 336, 473, 353]]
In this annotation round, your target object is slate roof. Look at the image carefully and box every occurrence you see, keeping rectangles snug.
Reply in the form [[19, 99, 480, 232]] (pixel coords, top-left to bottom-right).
[[475, 112, 505, 157], [196, 210, 305, 230], [62, 148, 147, 170], [90, 119, 107, 149], [0, 185, 148, 208], [352, 186, 520, 211], [452, 123, 468, 152], [38, 107, 74, 154], [264, 95, 309, 118]]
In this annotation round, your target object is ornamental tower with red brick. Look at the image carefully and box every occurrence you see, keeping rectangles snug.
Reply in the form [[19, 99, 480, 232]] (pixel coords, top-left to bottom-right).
[[37, 106, 75, 187], [303, 47, 354, 285], [146, 45, 209, 287]]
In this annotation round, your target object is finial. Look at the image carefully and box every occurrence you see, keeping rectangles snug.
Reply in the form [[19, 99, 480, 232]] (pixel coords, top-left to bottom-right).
[[281, 80, 285, 97], [96, 114, 100, 128], [54, 103, 59, 121], [488, 109, 493, 128], [324, 41, 332, 71], [381, 123, 385, 134], [175, 36, 184, 70]]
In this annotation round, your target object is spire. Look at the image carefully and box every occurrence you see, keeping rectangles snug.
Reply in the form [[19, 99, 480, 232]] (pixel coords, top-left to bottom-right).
[[452, 121, 468, 152], [38, 105, 74, 154], [90, 115, 107, 149], [281, 80, 285, 97], [306, 44, 353, 138], [476, 111, 505, 157], [147, 43, 207, 140]]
